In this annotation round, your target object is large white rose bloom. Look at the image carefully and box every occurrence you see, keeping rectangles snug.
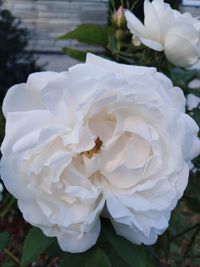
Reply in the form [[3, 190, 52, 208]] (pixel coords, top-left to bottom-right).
[[1, 54, 200, 252], [125, 0, 200, 67]]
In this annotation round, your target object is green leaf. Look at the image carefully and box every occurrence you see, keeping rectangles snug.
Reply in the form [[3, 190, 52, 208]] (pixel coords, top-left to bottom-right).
[[46, 240, 63, 257], [100, 219, 146, 267], [107, 34, 118, 53], [60, 247, 111, 267], [85, 247, 111, 267], [63, 47, 87, 62], [170, 68, 197, 87], [156, 231, 170, 260], [0, 232, 10, 252], [1, 262, 14, 267], [98, 242, 130, 267], [144, 247, 161, 267], [60, 252, 85, 267], [185, 196, 200, 214], [59, 24, 108, 46], [21, 227, 55, 267], [190, 108, 200, 127]]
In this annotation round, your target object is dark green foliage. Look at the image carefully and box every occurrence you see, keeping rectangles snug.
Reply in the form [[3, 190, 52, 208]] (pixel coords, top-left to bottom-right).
[[0, 232, 10, 252], [99, 220, 146, 267], [60, 247, 111, 267], [165, 0, 181, 9], [62, 47, 87, 62], [21, 227, 55, 266], [0, 6, 41, 104], [59, 24, 110, 61], [59, 24, 109, 47]]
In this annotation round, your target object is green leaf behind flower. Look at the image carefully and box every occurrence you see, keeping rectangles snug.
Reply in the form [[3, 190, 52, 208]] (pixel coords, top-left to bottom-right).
[[1, 262, 14, 267], [0, 232, 10, 252], [21, 227, 55, 267], [59, 24, 109, 46], [62, 47, 87, 62], [185, 196, 200, 214], [60, 247, 111, 267], [100, 219, 146, 267]]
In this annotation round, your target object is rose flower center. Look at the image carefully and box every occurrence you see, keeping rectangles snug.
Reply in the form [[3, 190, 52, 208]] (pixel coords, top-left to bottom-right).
[[81, 137, 103, 159]]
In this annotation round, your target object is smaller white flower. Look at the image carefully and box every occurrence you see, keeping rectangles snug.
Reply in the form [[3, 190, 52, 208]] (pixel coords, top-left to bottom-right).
[[187, 94, 200, 110], [125, 0, 200, 67]]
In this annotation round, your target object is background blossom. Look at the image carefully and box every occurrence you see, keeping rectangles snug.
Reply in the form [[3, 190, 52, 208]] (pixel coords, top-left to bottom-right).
[[125, 0, 200, 67]]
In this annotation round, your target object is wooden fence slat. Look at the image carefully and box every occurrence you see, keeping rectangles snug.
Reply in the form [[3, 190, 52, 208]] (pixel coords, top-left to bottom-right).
[[3, 0, 109, 52]]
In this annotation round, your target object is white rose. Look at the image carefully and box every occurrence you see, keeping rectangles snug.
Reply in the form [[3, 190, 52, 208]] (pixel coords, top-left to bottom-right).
[[1, 54, 200, 252], [125, 0, 200, 67]]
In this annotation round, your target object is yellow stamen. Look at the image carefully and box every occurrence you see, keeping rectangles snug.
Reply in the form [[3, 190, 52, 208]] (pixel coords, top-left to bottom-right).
[[81, 137, 103, 159]]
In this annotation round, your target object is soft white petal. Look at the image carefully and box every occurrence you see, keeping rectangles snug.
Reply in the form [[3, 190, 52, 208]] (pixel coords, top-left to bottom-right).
[[144, 0, 161, 43], [27, 71, 63, 92], [124, 9, 145, 36], [102, 165, 144, 189], [1, 156, 33, 201], [175, 114, 200, 162], [57, 219, 100, 253], [18, 200, 52, 226], [164, 24, 200, 67], [140, 37, 163, 51], [172, 163, 189, 199], [151, 0, 175, 36], [86, 53, 156, 76], [2, 84, 42, 117], [1, 110, 56, 154], [168, 87, 186, 112]]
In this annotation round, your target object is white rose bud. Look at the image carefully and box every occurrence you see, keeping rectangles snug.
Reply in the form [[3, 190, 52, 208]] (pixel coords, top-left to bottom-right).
[[125, 0, 200, 67], [112, 6, 127, 29], [1, 54, 200, 253]]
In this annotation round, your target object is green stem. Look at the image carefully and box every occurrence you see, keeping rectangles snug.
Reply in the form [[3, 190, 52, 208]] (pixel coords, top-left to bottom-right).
[[110, 0, 116, 11], [4, 248, 21, 265], [130, 0, 139, 11]]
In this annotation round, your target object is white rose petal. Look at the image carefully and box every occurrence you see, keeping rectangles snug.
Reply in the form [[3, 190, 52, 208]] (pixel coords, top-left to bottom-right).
[[1, 54, 200, 252], [125, 0, 200, 67]]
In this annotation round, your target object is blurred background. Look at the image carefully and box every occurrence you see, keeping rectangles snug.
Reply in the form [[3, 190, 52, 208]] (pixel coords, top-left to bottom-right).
[[0, 0, 199, 102]]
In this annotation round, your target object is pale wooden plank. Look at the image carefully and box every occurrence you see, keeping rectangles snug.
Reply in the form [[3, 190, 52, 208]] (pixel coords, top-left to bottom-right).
[[3, 0, 109, 52]]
